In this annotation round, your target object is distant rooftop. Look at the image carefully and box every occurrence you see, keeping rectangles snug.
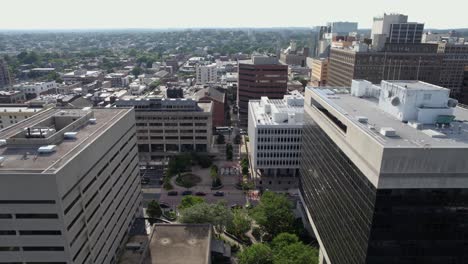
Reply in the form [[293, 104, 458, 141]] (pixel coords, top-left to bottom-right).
[[144, 224, 211, 264], [0, 107, 132, 173]]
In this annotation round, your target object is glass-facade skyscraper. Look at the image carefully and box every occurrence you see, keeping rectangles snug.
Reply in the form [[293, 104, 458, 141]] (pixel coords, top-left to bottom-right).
[[300, 81, 468, 264]]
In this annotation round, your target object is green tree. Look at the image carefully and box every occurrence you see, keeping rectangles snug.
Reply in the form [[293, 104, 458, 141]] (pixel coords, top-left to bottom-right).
[[149, 80, 161, 89], [251, 192, 295, 239], [179, 195, 205, 210], [226, 143, 233, 161], [167, 154, 192, 176], [237, 243, 273, 264], [131, 66, 143, 78], [146, 200, 162, 219], [216, 134, 225, 144], [179, 201, 232, 230], [227, 209, 251, 237], [271, 233, 318, 264]]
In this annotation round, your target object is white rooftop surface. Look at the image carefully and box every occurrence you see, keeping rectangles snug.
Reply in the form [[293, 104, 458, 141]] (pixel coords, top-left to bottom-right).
[[312, 88, 468, 148], [250, 97, 304, 126], [0, 107, 41, 113], [385, 80, 447, 91]]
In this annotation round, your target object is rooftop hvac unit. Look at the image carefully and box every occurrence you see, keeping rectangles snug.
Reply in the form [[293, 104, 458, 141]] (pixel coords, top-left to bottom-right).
[[89, 118, 97, 124], [0, 156, 5, 167], [448, 98, 458, 108], [356, 116, 368, 124], [391, 96, 400, 106], [38, 145, 57, 154], [380, 127, 397, 137]]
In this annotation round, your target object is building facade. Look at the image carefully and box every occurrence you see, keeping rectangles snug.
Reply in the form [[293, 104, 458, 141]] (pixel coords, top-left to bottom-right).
[[237, 56, 288, 127], [194, 86, 226, 128], [0, 107, 142, 264], [310, 58, 329, 86], [0, 59, 11, 87], [11, 81, 58, 98], [328, 44, 443, 87], [248, 93, 303, 190], [438, 43, 468, 101], [0, 106, 42, 129], [196, 63, 217, 85], [115, 97, 212, 162], [0, 91, 26, 104], [301, 80, 468, 264]]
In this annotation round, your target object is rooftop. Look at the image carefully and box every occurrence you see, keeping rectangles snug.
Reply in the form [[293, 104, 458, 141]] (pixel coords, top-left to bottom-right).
[[250, 93, 304, 126], [144, 224, 211, 264], [309, 85, 468, 148], [0, 107, 132, 173]]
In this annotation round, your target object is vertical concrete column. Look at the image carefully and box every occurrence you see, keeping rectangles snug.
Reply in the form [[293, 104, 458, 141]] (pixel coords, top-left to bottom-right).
[[319, 248, 327, 264]]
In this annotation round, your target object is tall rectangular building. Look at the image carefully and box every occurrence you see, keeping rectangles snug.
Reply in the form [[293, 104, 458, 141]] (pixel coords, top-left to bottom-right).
[[248, 92, 304, 189], [328, 44, 443, 87], [438, 43, 468, 101], [237, 55, 288, 127], [0, 107, 142, 264], [301, 80, 468, 264]]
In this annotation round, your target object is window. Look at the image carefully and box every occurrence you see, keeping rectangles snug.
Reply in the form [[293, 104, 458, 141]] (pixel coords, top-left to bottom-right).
[[0, 214, 12, 218], [423, 93, 432, 101], [23, 247, 64, 251], [0, 230, 16, 235], [0, 247, 20, 251], [16, 214, 58, 219], [19, 230, 61, 235]]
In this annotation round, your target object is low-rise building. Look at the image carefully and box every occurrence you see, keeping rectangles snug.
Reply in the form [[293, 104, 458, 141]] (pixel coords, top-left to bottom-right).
[[310, 58, 329, 86], [196, 63, 217, 84], [104, 72, 129, 87], [248, 93, 304, 190], [0, 106, 42, 129], [63, 69, 104, 85], [11, 81, 58, 98], [0, 91, 26, 104]]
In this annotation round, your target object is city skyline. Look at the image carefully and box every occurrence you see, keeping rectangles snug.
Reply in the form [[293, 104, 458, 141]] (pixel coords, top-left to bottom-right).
[[1, 0, 467, 30]]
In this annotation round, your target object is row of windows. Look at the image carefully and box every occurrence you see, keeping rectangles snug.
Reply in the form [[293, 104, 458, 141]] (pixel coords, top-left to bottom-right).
[[258, 128, 302, 135], [258, 144, 301, 150], [257, 136, 301, 143], [135, 116, 208, 120], [256, 159, 300, 166], [0, 230, 61, 235], [138, 129, 207, 134], [257, 152, 301, 158], [0, 246, 64, 251], [136, 122, 207, 127], [138, 136, 207, 140]]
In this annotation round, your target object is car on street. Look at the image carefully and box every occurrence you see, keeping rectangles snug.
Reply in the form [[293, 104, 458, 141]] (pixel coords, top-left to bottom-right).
[[213, 191, 224, 197], [141, 177, 150, 185], [182, 190, 193, 196], [168, 191, 178, 196], [195, 192, 206, 196]]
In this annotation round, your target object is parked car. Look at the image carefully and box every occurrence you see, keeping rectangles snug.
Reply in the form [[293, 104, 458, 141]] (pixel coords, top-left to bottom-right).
[[141, 177, 150, 185], [195, 192, 206, 196], [182, 190, 193, 196], [213, 191, 224, 197], [168, 191, 178, 196]]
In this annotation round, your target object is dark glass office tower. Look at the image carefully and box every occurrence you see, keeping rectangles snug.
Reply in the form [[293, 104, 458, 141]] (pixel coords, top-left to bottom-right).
[[300, 83, 468, 264]]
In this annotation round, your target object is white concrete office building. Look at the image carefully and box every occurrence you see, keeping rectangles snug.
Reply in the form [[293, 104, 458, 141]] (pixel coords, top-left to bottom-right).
[[248, 92, 304, 189], [196, 63, 217, 85], [0, 107, 142, 264], [115, 96, 213, 162], [0, 106, 43, 129]]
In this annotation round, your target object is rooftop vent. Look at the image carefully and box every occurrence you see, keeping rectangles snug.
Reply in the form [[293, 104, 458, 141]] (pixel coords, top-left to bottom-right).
[[422, 129, 447, 138], [408, 121, 423, 130], [356, 116, 368, 124], [38, 145, 57, 154], [89, 118, 97, 124], [64, 132, 78, 140], [0, 156, 5, 167], [0, 139, 6, 147], [380, 127, 397, 137]]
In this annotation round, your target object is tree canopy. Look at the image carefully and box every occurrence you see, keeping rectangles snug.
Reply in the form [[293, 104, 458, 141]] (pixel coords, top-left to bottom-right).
[[251, 191, 295, 239], [179, 201, 232, 230], [238, 233, 318, 264], [178, 195, 205, 210], [227, 209, 251, 238], [146, 200, 162, 219], [238, 243, 273, 264]]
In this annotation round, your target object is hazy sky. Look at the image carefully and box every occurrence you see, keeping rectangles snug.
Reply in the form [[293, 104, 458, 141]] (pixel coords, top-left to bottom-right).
[[1, 0, 467, 30]]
